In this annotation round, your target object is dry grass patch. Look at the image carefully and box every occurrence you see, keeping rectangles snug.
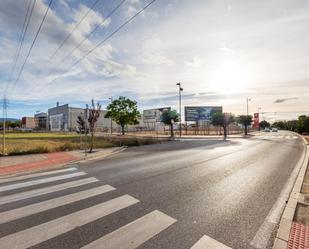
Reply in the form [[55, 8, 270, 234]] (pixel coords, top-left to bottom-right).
[[0, 133, 114, 156], [0, 132, 163, 156]]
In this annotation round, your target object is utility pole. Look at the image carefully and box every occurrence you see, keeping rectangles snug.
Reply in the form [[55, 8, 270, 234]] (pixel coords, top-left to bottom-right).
[[176, 82, 183, 137], [246, 97, 251, 116], [2, 95, 8, 156], [84, 104, 89, 159], [108, 97, 113, 134]]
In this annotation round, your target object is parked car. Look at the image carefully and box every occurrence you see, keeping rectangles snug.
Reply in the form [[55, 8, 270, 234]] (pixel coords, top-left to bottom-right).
[[271, 127, 278, 132], [264, 127, 271, 132]]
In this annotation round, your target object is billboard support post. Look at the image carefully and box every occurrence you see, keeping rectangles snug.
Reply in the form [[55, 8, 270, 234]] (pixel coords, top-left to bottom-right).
[[176, 82, 183, 137]]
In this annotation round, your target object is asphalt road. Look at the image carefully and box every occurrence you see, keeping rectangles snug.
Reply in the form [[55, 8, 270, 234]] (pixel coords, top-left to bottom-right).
[[0, 131, 306, 249]]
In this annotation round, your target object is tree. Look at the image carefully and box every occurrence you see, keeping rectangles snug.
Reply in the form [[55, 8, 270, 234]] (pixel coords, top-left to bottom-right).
[[211, 112, 235, 140], [237, 115, 252, 135], [105, 96, 140, 135], [76, 115, 87, 149], [259, 120, 271, 129], [161, 110, 179, 138], [88, 100, 101, 153], [76, 116, 87, 134], [297, 115, 309, 134]]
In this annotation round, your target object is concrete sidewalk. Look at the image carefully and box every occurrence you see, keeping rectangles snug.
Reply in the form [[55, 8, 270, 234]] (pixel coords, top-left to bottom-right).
[[0, 147, 125, 177]]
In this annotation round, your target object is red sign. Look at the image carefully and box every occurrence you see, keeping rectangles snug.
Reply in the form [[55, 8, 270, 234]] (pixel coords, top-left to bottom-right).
[[253, 113, 259, 128]]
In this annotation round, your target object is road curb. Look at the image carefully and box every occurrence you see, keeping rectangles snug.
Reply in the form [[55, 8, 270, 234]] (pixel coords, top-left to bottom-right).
[[69, 146, 127, 165], [272, 135, 309, 249]]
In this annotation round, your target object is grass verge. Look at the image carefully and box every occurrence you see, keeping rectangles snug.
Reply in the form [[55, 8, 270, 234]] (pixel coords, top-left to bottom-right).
[[0, 132, 164, 156]]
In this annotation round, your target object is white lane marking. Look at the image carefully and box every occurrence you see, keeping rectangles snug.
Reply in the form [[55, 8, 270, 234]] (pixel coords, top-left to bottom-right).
[[0, 195, 139, 249], [293, 136, 298, 139], [191, 235, 232, 249], [0, 177, 98, 205], [0, 167, 78, 184], [250, 145, 306, 249], [81, 210, 176, 249], [0, 171, 86, 193], [0, 185, 115, 224]]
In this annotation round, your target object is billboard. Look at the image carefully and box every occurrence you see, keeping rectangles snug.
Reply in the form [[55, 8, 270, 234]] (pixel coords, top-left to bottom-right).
[[185, 106, 222, 122], [143, 107, 171, 123], [253, 113, 259, 128]]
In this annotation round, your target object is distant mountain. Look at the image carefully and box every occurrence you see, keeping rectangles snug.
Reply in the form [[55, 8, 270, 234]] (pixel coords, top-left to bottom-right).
[[0, 118, 19, 122]]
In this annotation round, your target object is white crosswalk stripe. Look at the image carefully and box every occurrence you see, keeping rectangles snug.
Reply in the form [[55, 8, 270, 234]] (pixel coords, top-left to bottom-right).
[[191, 235, 232, 249], [258, 134, 299, 140], [0, 177, 98, 205], [82, 210, 177, 249], [0, 195, 139, 249], [0, 168, 178, 249], [0, 185, 115, 224], [0, 167, 78, 184], [0, 171, 86, 192]]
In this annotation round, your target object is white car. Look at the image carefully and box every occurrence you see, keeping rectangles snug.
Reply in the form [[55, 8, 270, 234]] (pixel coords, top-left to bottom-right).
[[271, 127, 278, 132], [264, 127, 271, 132]]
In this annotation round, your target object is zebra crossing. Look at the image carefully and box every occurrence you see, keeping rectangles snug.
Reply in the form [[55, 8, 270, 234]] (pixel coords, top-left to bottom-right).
[[257, 134, 299, 140], [0, 167, 229, 249]]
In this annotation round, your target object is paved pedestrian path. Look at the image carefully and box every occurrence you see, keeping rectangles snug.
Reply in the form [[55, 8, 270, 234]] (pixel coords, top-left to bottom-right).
[[0, 152, 77, 176], [0, 147, 123, 177]]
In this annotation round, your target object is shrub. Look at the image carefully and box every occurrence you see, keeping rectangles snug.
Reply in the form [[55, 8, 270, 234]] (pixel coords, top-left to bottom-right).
[[8, 146, 49, 156]]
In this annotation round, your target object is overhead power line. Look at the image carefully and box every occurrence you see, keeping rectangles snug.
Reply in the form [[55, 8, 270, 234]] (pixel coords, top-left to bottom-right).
[[2, 95, 8, 156], [46, 0, 157, 86], [46, 0, 126, 78], [8, 0, 33, 81], [47, 0, 101, 62], [5, 0, 36, 93], [13, 0, 54, 87]]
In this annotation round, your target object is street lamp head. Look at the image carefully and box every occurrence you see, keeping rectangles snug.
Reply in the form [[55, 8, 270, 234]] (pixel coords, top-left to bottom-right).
[[176, 82, 181, 86]]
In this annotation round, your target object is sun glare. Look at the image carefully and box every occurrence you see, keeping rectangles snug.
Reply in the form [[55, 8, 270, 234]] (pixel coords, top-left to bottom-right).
[[208, 61, 249, 94]]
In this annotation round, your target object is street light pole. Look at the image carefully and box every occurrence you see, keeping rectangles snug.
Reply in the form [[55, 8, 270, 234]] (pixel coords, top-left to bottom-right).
[[108, 97, 113, 134], [176, 82, 183, 137], [246, 97, 251, 116], [2, 96, 7, 156]]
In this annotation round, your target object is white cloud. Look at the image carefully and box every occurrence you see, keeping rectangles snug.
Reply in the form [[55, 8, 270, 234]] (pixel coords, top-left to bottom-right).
[[141, 37, 174, 66], [220, 43, 235, 54], [58, 0, 70, 11], [0, 0, 144, 100], [1, 0, 309, 120], [184, 57, 202, 68]]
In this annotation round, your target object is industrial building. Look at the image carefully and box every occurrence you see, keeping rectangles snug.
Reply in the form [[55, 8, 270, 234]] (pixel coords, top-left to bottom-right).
[[34, 112, 48, 130], [21, 117, 36, 129], [47, 103, 146, 132], [48, 103, 85, 132]]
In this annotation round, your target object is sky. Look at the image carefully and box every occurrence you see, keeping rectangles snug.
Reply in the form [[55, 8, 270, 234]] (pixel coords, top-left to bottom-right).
[[0, 0, 309, 121]]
